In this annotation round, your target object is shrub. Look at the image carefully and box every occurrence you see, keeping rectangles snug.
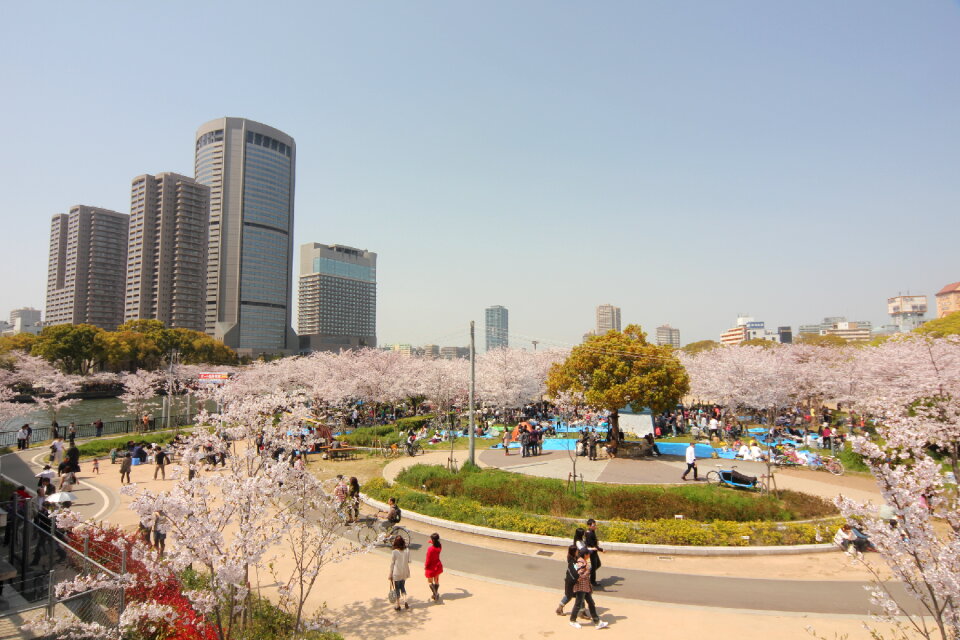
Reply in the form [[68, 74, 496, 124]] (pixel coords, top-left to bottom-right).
[[363, 476, 837, 546], [838, 442, 869, 473], [76, 431, 185, 459], [392, 465, 836, 522]]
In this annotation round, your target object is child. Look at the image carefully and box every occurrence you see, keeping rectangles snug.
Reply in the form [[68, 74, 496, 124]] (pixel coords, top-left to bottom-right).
[[92, 458, 100, 475]]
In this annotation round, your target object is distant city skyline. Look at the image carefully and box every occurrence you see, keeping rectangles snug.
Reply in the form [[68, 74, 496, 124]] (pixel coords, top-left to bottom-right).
[[2, 3, 958, 348]]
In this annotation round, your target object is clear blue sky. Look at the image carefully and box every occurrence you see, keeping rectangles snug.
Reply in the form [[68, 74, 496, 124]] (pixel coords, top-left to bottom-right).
[[1, 1, 958, 348]]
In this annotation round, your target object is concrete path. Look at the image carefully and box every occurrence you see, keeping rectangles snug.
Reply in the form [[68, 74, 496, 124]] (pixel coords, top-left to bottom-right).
[[1, 446, 909, 618], [0, 449, 117, 521], [385, 526, 911, 616]]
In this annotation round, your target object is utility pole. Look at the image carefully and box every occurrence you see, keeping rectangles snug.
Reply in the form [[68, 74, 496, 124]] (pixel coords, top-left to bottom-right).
[[469, 321, 476, 466]]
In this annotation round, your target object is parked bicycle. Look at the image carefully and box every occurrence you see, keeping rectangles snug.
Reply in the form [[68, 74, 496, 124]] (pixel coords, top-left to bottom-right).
[[772, 453, 844, 475]]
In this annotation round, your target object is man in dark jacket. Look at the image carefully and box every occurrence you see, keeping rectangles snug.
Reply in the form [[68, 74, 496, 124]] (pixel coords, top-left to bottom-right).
[[584, 518, 603, 586]]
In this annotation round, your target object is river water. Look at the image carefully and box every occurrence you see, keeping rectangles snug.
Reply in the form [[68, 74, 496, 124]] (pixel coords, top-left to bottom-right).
[[1, 396, 211, 433]]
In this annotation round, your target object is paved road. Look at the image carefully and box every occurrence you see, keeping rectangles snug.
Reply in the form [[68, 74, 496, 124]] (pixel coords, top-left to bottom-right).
[[377, 527, 913, 616]]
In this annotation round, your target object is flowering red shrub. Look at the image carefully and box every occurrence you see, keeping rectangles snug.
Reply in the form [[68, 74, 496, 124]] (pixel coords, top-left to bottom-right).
[[67, 526, 218, 640]]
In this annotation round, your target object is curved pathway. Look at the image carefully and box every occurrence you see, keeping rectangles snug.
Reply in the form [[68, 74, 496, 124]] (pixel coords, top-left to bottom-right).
[[0, 448, 118, 521], [3, 445, 911, 617], [378, 450, 910, 616]]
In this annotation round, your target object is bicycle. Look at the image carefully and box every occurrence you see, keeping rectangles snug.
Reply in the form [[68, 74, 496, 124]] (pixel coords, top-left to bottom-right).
[[405, 442, 423, 457], [357, 514, 411, 547]]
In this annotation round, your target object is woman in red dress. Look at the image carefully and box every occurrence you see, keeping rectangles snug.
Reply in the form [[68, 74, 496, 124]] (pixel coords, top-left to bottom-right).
[[424, 532, 443, 601]]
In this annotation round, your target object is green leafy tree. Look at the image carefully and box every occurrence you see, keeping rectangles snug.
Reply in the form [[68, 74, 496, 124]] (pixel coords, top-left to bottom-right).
[[680, 340, 719, 355], [794, 333, 848, 347], [98, 329, 162, 372], [0, 333, 37, 356], [546, 324, 689, 443], [915, 311, 960, 338], [739, 338, 779, 349], [31, 324, 105, 374]]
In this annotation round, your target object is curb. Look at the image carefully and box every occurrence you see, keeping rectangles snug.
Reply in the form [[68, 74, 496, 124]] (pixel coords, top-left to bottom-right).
[[360, 494, 836, 556]]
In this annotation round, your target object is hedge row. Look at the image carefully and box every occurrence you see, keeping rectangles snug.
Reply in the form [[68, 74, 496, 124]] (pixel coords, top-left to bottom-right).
[[393, 464, 837, 522], [363, 477, 837, 546]]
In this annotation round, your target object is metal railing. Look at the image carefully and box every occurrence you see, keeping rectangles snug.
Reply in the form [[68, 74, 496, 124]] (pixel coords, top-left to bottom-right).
[[1, 499, 124, 629], [0, 413, 197, 448]]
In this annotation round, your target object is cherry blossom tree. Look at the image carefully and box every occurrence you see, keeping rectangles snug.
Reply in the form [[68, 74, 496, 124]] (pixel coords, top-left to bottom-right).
[[817, 335, 960, 639], [119, 369, 162, 431], [12, 353, 81, 426]]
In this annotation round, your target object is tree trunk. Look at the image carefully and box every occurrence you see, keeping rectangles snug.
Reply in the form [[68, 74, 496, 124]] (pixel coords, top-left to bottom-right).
[[610, 409, 621, 444]]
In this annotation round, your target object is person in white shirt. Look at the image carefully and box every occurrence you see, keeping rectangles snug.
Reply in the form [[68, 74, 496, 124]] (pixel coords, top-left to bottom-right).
[[681, 443, 698, 481], [749, 442, 764, 461], [389, 535, 411, 611], [737, 444, 752, 460]]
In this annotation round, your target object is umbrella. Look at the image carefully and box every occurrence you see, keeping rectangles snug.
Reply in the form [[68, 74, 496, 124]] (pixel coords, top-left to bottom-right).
[[35, 470, 56, 479], [45, 492, 77, 504]]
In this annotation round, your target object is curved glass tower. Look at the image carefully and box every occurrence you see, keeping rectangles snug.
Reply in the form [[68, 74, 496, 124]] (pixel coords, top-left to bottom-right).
[[194, 117, 296, 354]]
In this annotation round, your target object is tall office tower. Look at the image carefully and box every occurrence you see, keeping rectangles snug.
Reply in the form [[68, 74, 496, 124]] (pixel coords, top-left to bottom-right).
[[596, 304, 621, 334], [655, 324, 681, 348], [298, 243, 377, 352], [124, 173, 210, 331], [45, 206, 129, 329], [485, 305, 509, 351], [195, 117, 297, 354]]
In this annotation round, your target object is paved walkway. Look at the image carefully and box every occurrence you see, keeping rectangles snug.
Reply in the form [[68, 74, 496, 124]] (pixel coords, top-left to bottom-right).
[[0, 444, 910, 621], [0, 448, 117, 521]]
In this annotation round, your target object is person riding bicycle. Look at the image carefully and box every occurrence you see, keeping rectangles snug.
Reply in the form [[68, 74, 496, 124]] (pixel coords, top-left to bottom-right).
[[405, 434, 418, 456], [378, 497, 402, 535]]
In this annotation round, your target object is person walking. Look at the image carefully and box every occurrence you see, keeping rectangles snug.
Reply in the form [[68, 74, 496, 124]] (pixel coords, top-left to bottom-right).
[[94, 419, 103, 438], [501, 429, 511, 456], [555, 543, 579, 616], [568, 549, 608, 629], [67, 422, 77, 446], [681, 442, 698, 481], [584, 519, 604, 586], [424, 532, 443, 602], [119, 452, 132, 485], [154, 447, 168, 480], [389, 535, 411, 611], [51, 438, 65, 469], [347, 477, 361, 523]]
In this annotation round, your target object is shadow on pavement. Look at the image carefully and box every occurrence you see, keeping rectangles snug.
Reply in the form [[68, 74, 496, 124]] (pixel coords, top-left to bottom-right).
[[438, 587, 471, 601], [332, 597, 427, 640], [596, 574, 625, 592]]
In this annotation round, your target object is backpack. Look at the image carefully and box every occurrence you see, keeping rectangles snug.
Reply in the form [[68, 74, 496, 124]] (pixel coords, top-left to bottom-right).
[[388, 506, 401, 523]]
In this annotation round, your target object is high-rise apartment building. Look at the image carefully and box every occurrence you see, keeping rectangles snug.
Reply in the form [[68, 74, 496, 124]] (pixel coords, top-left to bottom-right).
[[195, 117, 297, 355], [422, 344, 440, 359], [655, 324, 681, 348], [45, 206, 129, 330], [596, 304, 621, 334], [298, 243, 377, 353], [485, 305, 509, 351], [887, 294, 927, 332], [125, 173, 210, 331]]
